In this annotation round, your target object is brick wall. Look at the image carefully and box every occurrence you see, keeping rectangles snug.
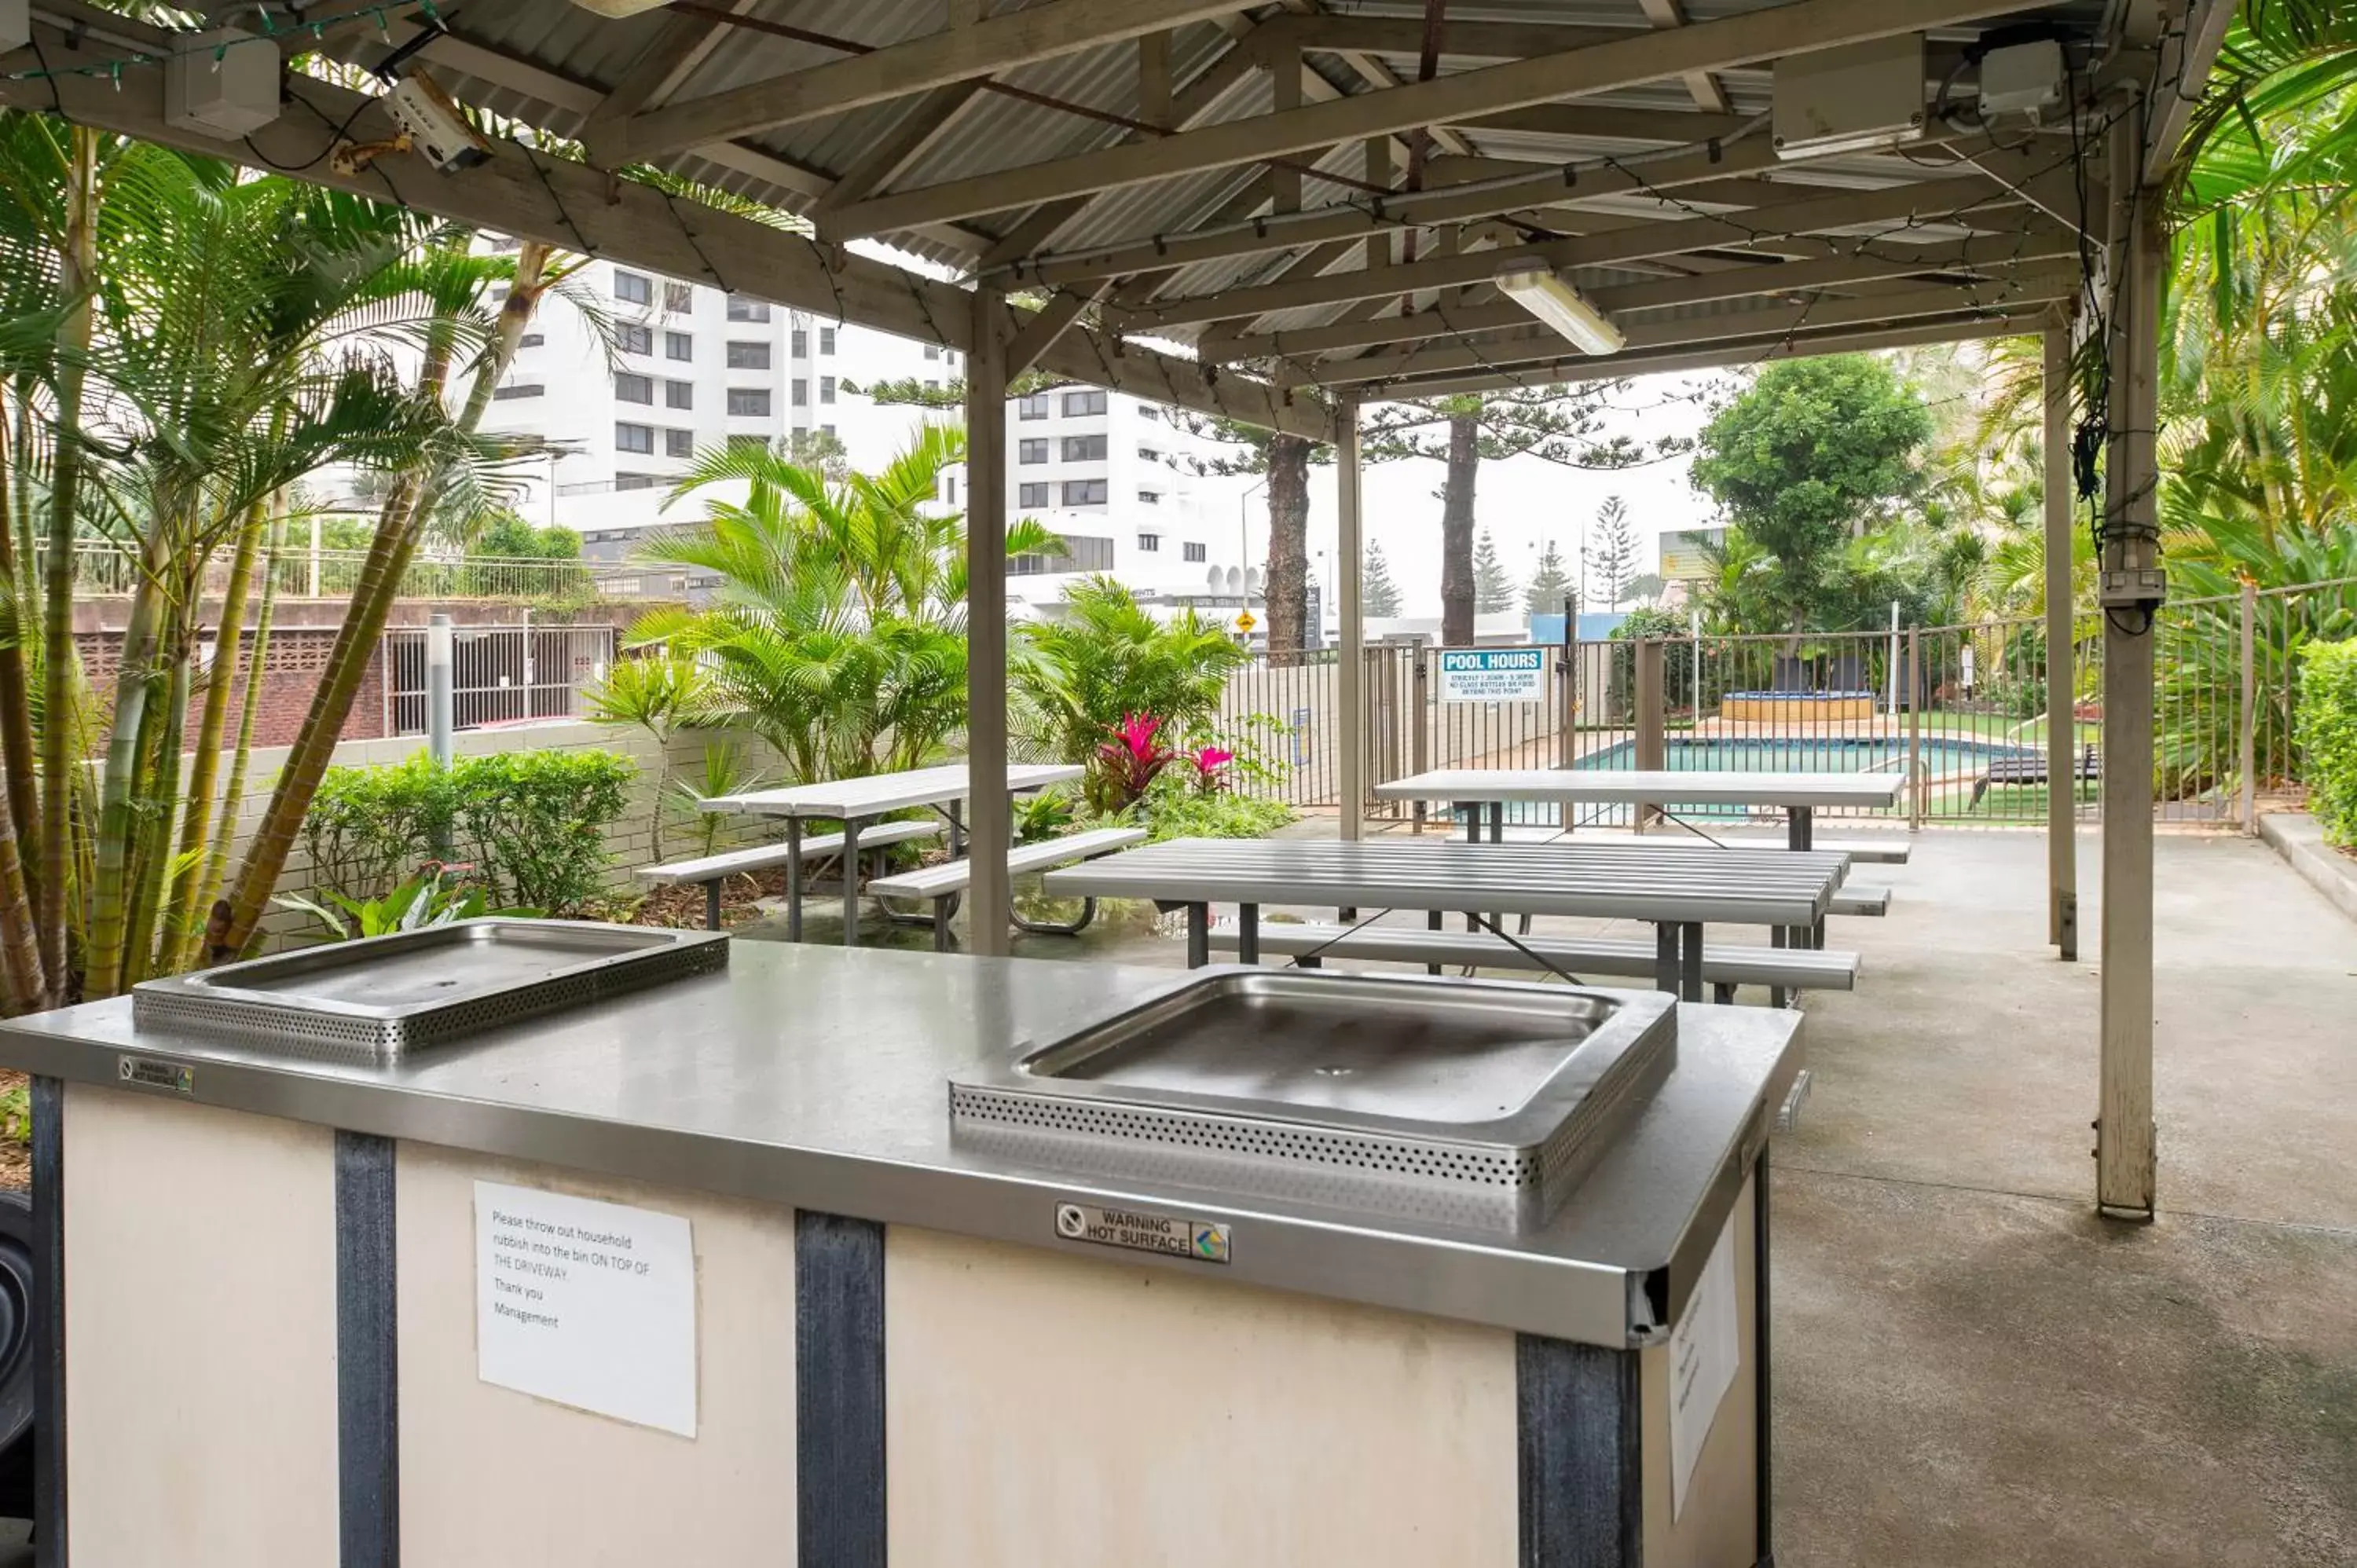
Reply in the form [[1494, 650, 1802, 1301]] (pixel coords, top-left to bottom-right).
[[76, 627, 394, 749]]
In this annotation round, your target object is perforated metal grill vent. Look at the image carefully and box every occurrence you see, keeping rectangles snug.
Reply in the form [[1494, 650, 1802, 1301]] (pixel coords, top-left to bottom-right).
[[133, 936, 728, 1064], [953, 1084, 1539, 1187]]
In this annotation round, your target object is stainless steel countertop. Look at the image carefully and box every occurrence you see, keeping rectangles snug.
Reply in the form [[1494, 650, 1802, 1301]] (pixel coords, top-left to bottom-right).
[[0, 943, 1801, 1348]]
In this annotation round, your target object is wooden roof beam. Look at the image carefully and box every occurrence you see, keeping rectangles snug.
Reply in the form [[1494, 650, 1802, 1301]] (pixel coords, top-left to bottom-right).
[[593, 0, 1260, 164], [1364, 309, 2058, 399], [1106, 178, 2033, 332], [823, 0, 2039, 239]]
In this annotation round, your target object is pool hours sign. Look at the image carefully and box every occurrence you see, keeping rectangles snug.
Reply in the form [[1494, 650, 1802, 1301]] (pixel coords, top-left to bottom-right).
[[1438, 647, 1548, 703]]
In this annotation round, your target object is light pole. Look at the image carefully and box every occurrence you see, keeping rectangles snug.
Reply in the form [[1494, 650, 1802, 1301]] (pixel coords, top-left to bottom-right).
[[1238, 476, 1267, 631]]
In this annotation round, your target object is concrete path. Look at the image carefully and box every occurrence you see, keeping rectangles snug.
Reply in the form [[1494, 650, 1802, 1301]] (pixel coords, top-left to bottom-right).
[[742, 822, 2357, 1563]]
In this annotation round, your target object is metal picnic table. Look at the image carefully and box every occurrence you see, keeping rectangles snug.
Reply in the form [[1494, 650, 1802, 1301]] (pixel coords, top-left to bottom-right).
[[1041, 837, 1849, 1001], [1373, 768, 1908, 852], [703, 762, 1081, 943]]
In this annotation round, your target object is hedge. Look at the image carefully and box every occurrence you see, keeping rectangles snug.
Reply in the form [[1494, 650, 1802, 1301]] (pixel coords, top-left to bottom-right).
[[299, 750, 636, 913], [2299, 639, 2357, 846]]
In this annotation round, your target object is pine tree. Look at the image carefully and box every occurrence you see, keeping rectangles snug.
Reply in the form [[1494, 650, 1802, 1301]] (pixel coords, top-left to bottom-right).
[[1362, 541, 1402, 617], [1473, 529, 1518, 614], [1526, 540, 1574, 614], [1586, 496, 1638, 608]]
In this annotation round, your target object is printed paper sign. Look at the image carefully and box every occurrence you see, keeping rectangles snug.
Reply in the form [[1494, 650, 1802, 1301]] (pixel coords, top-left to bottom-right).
[[1668, 1205, 1742, 1519], [475, 1181, 698, 1437], [1438, 647, 1547, 703]]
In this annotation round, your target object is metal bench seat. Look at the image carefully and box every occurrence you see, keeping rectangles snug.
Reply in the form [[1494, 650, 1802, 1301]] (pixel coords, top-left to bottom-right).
[[636, 821, 943, 929], [867, 826, 1148, 949]]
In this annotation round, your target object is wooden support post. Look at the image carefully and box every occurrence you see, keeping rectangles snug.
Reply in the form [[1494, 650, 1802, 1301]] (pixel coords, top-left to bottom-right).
[[2097, 111, 2159, 1220], [1336, 398, 1365, 841], [966, 286, 1013, 957], [1634, 639, 1665, 830], [2044, 327, 2078, 955]]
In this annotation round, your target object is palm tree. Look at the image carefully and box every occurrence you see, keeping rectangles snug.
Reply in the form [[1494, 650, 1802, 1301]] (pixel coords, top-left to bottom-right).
[[629, 425, 1063, 782]]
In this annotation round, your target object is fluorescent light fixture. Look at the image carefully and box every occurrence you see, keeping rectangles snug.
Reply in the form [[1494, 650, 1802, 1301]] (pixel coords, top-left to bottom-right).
[[568, 0, 676, 14], [1494, 265, 1626, 356]]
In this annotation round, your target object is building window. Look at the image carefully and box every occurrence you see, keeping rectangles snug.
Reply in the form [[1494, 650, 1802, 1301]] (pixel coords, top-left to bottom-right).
[[617, 322, 653, 356], [728, 339, 772, 370], [1012, 535, 1112, 574], [922, 343, 940, 361], [1017, 393, 1050, 420], [665, 380, 693, 410], [519, 332, 545, 349], [615, 473, 662, 491], [615, 423, 654, 454], [1062, 389, 1107, 417], [664, 281, 692, 315], [728, 387, 772, 417], [924, 379, 940, 391], [1138, 405, 1161, 422], [1062, 478, 1108, 506], [614, 372, 654, 405], [665, 331, 692, 361], [945, 349, 959, 368], [790, 328, 808, 357], [1062, 434, 1107, 462], [728, 434, 768, 452], [665, 429, 695, 459], [726, 296, 771, 322], [1138, 533, 1160, 552], [1138, 490, 1162, 505], [1018, 439, 1048, 465], [819, 328, 836, 354], [821, 423, 836, 438], [1183, 541, 1207, 562], [819, 376, 836, 405], [491, 383, 544, 401], [944, 475, 957, 505], [1138, 446, 1162, 463], [791, 379, 808, 407], [1018, 482, 1050, 507], [614, 270, 653, 306]]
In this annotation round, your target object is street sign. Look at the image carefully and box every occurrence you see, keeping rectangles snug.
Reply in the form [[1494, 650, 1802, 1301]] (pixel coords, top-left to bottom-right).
[[1438, 647, 1547, 702], [1235, 610, 1257, 634]]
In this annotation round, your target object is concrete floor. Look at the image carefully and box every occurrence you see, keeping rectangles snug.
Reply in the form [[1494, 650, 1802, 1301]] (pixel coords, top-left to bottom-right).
[[755, 822, 2357, 1565]]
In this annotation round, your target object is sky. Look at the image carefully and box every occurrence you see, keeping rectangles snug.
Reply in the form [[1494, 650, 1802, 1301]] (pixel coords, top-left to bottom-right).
[[1195, 369, 1731, 621]]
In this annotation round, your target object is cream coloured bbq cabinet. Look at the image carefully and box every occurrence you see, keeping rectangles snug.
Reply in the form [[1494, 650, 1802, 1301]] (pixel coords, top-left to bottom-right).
[[1, 921, 1799, 1567]]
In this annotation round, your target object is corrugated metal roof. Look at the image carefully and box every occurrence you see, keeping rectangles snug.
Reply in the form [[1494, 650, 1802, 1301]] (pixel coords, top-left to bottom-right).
[[334, 0, 2117, 383]]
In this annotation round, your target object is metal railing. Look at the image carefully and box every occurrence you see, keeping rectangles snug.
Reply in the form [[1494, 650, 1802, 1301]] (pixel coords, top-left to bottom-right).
[[383, 624, 618, 735], [50, 540, 664, 603], [2155, 573, 2357, 826]]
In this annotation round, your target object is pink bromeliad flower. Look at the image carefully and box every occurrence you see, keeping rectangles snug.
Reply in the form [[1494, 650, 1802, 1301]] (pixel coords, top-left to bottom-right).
[[1113, 713, 1162, 760], [1190, 746, 1234, 789]]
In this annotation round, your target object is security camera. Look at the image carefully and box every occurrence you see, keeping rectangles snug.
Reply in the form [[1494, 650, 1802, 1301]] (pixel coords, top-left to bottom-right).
[[383, 70, 492, 171]]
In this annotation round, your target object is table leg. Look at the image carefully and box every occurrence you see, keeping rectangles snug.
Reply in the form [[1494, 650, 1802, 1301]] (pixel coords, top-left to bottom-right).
[[1237, 903, 1260, 965], [1654, 923, 1680, 994], [1787, 805, 1813, 852], [1186, 904, 1210, 968], [1681, 921, 1704, 1002], [841, 818, 863, 947], [704, 880, 722, 932], [784, 819, 805, 943], [947, 799, 965, 858], [1488, 800, 1504, 843], [1427, 909, 1444, 976]]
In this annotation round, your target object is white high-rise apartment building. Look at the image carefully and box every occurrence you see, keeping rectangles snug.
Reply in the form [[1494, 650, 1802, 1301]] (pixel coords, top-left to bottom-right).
[[485, 258, 1251, 622]]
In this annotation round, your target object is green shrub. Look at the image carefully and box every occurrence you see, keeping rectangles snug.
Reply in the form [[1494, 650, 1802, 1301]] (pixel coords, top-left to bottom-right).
[[299, 749, 636, 914], [2298, 639, 2357, 845], [1082, 770, 1295, 843]]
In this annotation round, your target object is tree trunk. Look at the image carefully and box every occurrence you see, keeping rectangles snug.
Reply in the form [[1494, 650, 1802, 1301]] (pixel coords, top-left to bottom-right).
[[0, 407, 41, 863], [167, 496, 266, 962], [83, 537, 169, 999], [38, 126, 101, 1005], [190, 501, 283, 969], [1262, 434, 1311, 666], [211, 243, 555, 961], [122, 623, 190, 989], [1438, 412, 1480, 647]]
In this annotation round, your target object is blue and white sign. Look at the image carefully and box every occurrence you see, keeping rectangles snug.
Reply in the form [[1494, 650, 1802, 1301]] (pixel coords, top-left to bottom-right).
[[1439, 647, 1548, 703]]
